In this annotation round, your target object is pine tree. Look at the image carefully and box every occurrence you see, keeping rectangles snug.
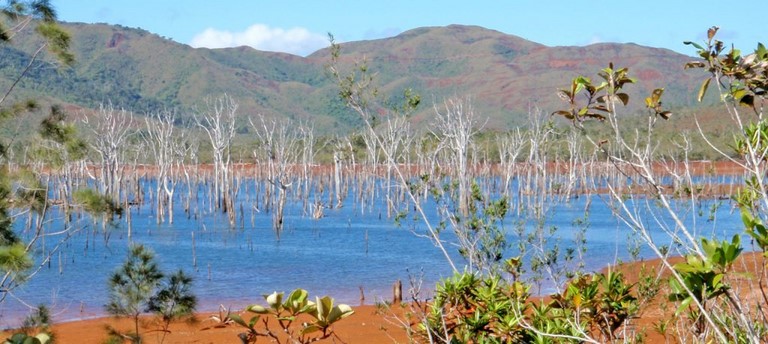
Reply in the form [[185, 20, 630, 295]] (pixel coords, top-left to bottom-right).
[[0, 0, 75, 302], [106, 244, 164, 343]]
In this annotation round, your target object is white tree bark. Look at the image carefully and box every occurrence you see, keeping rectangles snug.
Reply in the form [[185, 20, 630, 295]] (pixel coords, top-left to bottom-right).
[[195, 94, 237, 226], [83, 103, 134, 202], [251, 115, 301, 236], [380, 115, 411, 217], [431, 97, 483, 216], [143, 109, 187, 224]]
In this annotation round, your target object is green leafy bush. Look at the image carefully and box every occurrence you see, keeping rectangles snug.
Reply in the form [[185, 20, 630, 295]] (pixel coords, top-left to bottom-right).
[[418, 270, 637, 343], [105, 244, 196, 344], [231, 288, 354, 344]]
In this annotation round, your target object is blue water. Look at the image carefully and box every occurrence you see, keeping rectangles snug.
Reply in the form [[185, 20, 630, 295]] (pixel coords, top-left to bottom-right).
[[0, 177, 744, 327]]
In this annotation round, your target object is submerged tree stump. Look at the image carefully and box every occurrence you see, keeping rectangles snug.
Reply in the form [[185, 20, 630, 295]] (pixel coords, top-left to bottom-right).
[[393, 279, 402, 305]]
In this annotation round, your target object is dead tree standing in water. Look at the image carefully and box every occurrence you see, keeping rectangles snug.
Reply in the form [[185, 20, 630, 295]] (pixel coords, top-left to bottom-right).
[[431, 97, 483, 216], [195, 95, 237, 226], [143, 110, 183, 224], [380, 116, 411, 217], [83, 103, 134, 203], [251, 115, 300, 237]]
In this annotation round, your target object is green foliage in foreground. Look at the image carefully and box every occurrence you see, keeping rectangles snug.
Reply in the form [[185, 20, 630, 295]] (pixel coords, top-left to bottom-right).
[[0, 0, 121, 317], [2, 333, 50, 344], [352, 26, 767, 343], [231, 288, 354, 344], [3, 305, 54, 344], [72, 188, 123, 221], [105, 244, 197, 344], [417, 270, 638, 343], [548, 27, 768, 342]]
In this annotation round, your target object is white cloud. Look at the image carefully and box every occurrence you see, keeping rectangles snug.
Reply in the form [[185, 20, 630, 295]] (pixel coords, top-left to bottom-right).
[[588, 35, 603, 45], [190, 24, 328, 56]]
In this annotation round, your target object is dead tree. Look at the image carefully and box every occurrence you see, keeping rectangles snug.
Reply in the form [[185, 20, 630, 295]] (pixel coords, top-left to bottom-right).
[[144, 109, 187, 224], [251, 115, 300, 236], [497, 128, 527, 197], [297, 124, 316, 215], [380, 115, 411, 217], [563, 129, 584, 200], [179, 139, 200, 215], [431, 97, 483, 216], [195, 95, 237, 226], [331, 135, 353, 209], [83, 103, 134, 202], [360, 126, 380, 212]]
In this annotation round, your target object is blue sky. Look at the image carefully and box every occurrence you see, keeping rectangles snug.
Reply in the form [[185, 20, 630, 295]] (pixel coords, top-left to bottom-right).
[[56, 1, 766, 57]]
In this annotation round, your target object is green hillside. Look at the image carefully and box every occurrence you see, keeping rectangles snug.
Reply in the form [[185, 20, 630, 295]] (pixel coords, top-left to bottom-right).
[[0, 22, 712, 134]]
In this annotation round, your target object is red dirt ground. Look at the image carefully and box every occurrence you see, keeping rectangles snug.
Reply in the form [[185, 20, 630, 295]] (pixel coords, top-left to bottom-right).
[[3, 252, 764, 343]]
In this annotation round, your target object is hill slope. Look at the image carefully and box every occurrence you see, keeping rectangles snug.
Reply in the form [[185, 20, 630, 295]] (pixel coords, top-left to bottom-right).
[[0, 22, 709, 133]]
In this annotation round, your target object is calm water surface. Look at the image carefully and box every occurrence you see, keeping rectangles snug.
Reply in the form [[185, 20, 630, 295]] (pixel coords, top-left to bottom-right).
[[0, 177, 743, 326]]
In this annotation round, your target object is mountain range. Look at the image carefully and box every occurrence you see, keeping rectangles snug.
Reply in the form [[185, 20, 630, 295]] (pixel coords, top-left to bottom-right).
[[0, 22, 710, 134]]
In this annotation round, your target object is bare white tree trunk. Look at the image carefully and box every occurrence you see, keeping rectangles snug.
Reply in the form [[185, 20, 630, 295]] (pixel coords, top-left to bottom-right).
[[251, 115, 301, 236], [431, 97, 483, 216], [497, 128, 526, 198], [380, 115, 411, 217], [143, 109, 187, 224], [298, 124, 316, 215], [83, 103, 134, 202], [332, 138, 347, 209], [195, 94, 237, 226]]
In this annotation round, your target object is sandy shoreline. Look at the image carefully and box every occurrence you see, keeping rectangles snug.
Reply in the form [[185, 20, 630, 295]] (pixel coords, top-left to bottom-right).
[[1, 251, 757, 343], [0, 253, 728, 343], [5, 304, 409, 344]]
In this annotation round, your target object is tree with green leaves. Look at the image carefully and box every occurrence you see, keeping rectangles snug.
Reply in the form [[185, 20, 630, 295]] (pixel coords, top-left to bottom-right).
[[232, 288, 354, 344], [32, 105, 89, 216], [0, 2, 129, 316], [147, 270, 197, 344], [106, 244, 164, 343], [550, 27, 768, 342], [0, 0, 73, 108], [0, 0, 71, 244], [106, 244, 197, 344], [0, 0, 79, 305], [2, 304, 54, 344]]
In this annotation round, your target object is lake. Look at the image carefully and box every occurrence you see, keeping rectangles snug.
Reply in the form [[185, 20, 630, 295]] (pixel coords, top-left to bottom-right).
[[0, 175, 744, 327]]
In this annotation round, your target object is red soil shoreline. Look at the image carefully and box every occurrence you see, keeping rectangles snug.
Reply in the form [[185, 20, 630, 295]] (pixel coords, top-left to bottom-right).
[[2, 252, 764, 343]]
